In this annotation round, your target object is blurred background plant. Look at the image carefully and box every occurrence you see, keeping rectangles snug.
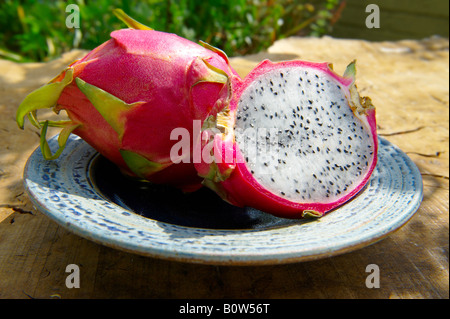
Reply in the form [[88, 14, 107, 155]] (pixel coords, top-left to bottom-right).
[[0, 0, 343, 63]]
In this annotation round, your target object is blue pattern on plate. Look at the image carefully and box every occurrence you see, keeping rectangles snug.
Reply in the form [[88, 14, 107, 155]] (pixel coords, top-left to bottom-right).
[[23, 135, 423, 265]]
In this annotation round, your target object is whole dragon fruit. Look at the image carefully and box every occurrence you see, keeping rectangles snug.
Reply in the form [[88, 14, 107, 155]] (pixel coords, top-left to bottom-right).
[[196, 59, 377, 218], [16, 10, 240, 192]]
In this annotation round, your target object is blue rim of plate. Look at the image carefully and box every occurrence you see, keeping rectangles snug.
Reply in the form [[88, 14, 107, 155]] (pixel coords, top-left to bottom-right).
[[23, 135, 423, 265]]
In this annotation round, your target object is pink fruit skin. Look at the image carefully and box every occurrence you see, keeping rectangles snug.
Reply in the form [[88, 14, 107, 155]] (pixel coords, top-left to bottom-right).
[[208, 60, 378, 218], [54, 29, 240, 191]]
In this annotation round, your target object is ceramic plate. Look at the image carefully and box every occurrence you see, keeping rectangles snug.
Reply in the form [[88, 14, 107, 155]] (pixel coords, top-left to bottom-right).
[[23, 135, 423, 265]]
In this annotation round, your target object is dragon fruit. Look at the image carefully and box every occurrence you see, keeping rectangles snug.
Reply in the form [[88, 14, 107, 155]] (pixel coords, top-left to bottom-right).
[[16, 10, 240, 192], [196, 59, 377, 218], [17, 9, 377, 219]]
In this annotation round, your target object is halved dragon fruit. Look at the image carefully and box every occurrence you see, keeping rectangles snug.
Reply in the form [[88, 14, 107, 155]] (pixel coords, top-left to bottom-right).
[[16, 10, 240, 192], [197, 59, 377, 218]]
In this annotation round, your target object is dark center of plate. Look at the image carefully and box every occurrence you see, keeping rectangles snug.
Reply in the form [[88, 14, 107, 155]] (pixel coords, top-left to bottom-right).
[[89, 155, 300, 230]]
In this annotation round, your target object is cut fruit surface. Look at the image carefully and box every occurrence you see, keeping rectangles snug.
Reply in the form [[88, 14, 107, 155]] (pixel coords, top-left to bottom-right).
[[235, 65, 376, 203], [200, 60, 377, 218]]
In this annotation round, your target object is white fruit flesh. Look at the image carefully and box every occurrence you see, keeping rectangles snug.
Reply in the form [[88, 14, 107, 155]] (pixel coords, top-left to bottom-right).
[[234, 66, 375, 203]]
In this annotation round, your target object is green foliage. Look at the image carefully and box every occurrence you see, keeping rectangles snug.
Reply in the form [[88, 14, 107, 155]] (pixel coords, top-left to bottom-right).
[[0, 0, 342, 62]]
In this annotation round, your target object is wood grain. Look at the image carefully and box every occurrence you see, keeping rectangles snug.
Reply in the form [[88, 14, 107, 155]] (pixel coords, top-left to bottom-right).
[[331, 0, 449, 41]]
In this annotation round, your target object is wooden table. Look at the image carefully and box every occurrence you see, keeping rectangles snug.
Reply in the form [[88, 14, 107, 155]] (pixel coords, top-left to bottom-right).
[[0, 36, 448, 299]]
